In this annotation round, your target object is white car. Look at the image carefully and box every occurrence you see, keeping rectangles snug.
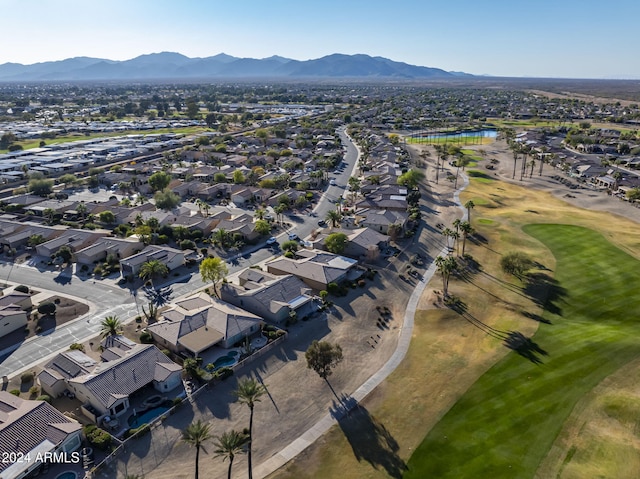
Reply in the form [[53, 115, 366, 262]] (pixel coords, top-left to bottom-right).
[[329, 179, 337, 186], [288, 233, 298, 240], [266, 237, 278, 245]]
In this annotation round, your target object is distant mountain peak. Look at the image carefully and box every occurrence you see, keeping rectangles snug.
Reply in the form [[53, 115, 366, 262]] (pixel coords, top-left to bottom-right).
[[0, 52, 467, 81]]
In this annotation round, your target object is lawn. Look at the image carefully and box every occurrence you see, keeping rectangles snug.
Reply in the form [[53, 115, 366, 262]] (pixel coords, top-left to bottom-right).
[[269, 178, 640, 479], [405, 224, 640, 478]]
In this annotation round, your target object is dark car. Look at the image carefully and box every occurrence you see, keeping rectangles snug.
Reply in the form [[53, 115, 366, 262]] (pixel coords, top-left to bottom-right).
[[317, 220, 327, 227]]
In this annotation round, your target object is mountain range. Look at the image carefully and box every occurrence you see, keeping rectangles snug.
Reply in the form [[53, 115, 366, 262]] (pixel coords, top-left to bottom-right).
[[0, 52, 469, 82]]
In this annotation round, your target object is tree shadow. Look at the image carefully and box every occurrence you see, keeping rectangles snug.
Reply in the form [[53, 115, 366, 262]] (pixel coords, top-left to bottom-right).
[[521, 311, 552, 325], [331, 398, 407, 479], [523, 272, 567, 316], [503, 331, 548, 364]]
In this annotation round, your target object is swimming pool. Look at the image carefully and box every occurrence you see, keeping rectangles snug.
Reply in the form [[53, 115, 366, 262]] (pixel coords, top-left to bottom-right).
[[56, 472, 77, 479], [214, 350, 239, 369], [128, 400, 172, 428]]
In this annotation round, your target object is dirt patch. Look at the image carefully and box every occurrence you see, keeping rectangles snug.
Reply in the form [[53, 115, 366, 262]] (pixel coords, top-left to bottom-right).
[[27, 295, 89, 336]]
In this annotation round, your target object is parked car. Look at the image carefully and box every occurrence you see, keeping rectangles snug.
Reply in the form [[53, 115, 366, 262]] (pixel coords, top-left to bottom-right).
[[266, 237, 278, 245], [317, 220, 327, 227], [288, 233, 298, 240]]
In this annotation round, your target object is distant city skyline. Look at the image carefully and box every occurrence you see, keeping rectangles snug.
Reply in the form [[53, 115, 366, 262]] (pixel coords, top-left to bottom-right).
[[3, 0, 640, 79]]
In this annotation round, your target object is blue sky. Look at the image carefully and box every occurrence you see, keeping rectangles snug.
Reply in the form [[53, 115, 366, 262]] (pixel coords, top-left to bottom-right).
[[2, 0, 639, 79]]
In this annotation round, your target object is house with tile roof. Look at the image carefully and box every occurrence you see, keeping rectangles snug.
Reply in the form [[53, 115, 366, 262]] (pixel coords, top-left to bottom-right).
[[310, 227, 389, 261], [147, 292, 263, 356], [0, 304, 28, 339], [35, 229, 106, 257], [65, 343, 181, 421], [74, 237, 143, 266], [37, 349, 98, 399], [119, 245, 185, 278], [0, 391, 82, 479], [221, 272, 315, 324], [266, 249, 359, 290]]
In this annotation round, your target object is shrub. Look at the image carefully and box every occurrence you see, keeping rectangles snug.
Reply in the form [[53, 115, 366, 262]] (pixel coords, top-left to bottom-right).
[[358, 280, 366, 287], [29, 386, 40, 397], [139, 332, 153, 344], [14, 285, 29, 293], [172, 397, 183, 406], [10, 389, 20, 396], [70, 343, 85, 352], [327, 282, 339, 295], [36, 394, 51, 403], [84, 425, 112, 450], [20, 372, 34, 383], [37, 302, 56, 315], [126, 424, 151, 439]]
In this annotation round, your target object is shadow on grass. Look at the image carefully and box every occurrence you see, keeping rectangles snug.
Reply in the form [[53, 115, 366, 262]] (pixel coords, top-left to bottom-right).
[[503, 331, 548, 364], [331, 396, 407, 479], [521, 311, 552, 325], [523, 272, 567, 316], [447, 298, 548, 364]]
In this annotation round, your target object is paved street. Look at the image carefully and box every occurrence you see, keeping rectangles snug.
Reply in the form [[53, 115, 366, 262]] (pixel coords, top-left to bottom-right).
[[0, 127, 360, 378]]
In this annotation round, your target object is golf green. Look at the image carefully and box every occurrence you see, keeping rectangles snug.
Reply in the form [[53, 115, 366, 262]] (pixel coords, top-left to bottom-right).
[[405, 224, 640, 479]]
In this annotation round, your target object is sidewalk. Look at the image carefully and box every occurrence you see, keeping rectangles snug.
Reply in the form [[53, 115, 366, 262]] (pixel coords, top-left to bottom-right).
[[253, 171, 470, 478]]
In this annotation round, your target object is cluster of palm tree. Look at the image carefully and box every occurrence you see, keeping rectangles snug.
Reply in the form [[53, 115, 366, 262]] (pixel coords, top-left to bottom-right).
[[181, 377, 266, 479], [436, 202, 476, 297]]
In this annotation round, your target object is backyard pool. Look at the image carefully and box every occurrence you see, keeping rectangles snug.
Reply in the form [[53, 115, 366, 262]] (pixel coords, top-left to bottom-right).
[[128, 400, 173, 428], [214, 350, 239, 369], [56, 473, 77, 479]]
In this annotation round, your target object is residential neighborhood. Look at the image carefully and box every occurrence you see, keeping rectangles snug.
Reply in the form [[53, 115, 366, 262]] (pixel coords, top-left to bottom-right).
[[0, 79, 639, 479]]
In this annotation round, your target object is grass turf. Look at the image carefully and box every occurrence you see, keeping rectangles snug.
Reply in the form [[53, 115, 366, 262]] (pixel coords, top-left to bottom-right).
[[404, 224, 640, 478]]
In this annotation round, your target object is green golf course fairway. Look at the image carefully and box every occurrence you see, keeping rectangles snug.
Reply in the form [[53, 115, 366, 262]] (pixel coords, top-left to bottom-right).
[[404, 224, 640, 479]]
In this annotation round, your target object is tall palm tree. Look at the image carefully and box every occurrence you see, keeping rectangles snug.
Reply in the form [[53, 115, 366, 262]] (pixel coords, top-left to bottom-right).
[[441, 227, 457, 254], [509, 141, 520, 179], [435, 255, 458, 298], [182, 420, 213, 479], [459, 221, 475, 256], [234, 378, 266, 479], [100, 315, 123, 338], [464, 200, 475, 226], [213, 430, 248, 479], [138, 259, 169, 287]]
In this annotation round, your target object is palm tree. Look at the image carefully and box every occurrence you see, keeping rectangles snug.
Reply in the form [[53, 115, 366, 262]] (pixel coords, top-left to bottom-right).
[[76, 202, 87, 225], [234, 378, 266, 479], [195, 199, 204, 215], [459, 221, 475, 256], [211, 228, 230, 249], [274, 204, 286, 225], [182, 420, 213, 479], [43, 208, 55, 225], [213, 430, 248, 479], [100, 315, 123, 338], [138, 259, 169, 287], [464, 200, 475, 225], [435, 255, 458, 298], [347, 177, 361, 205], [509, 141, 520, 179], [441, 227, 457, 254], [325, 210, 342, 228]]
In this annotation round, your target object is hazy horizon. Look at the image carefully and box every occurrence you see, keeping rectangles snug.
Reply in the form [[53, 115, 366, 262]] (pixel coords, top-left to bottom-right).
[[3, 0, 640, 80]]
